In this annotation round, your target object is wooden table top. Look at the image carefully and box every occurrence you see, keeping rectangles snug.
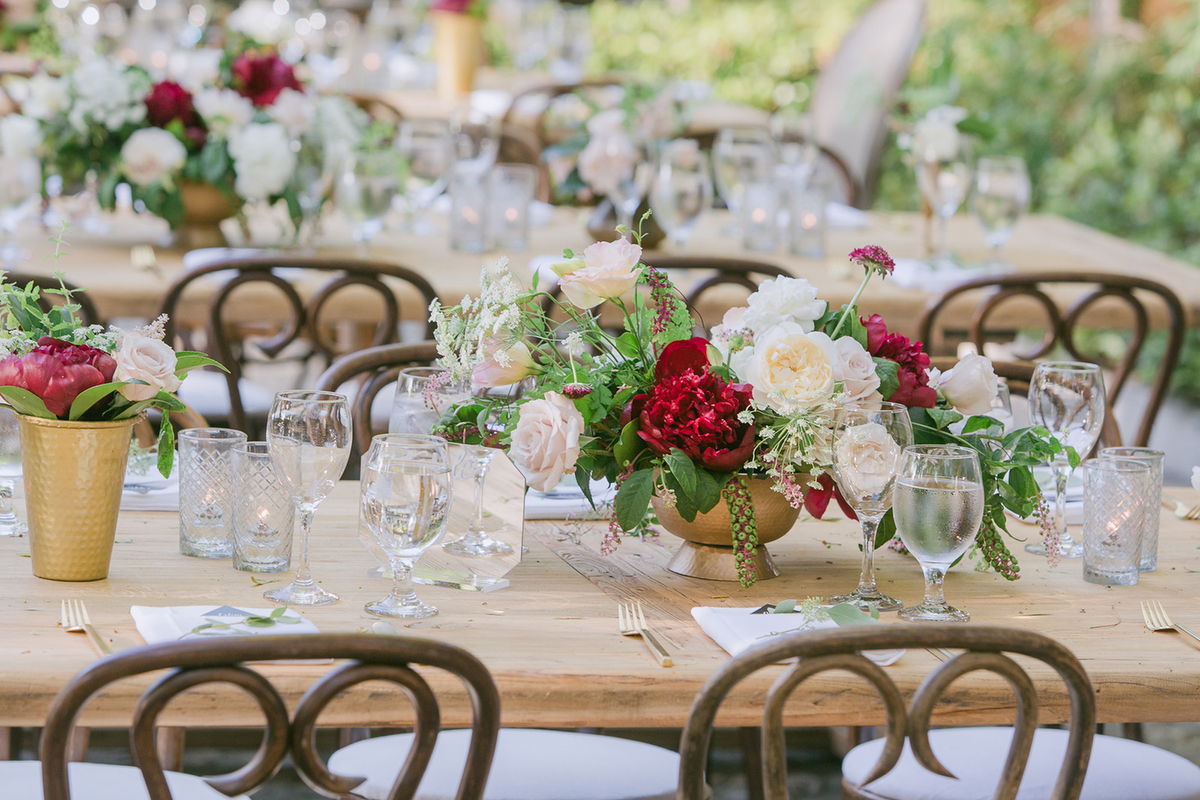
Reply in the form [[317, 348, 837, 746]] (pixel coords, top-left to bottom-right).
[[1, 481, 1199, 730]]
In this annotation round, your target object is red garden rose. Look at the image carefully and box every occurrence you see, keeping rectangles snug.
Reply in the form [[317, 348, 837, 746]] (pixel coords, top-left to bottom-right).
[[860, 314, 937, 408], [654, 336, 710, 381], [145, 81, 197, 128], [0, 337, 118, 418], [860, 313, 888, 354], [231, 54, 302, 107]]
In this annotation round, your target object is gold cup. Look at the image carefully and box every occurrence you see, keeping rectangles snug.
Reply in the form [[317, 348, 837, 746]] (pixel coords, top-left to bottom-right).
[[18, 415, 137, 581]]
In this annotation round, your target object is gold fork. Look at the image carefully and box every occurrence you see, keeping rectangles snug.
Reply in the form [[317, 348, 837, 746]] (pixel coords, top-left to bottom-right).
[[61, 599, 112, 657], [617, 601, 673, 667], [1141, 600, 1200, 646], [130, 244, 161, 278], [1162, 494, 1200, 521]]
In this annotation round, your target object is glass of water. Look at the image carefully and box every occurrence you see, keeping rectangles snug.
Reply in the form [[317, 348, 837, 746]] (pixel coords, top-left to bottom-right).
[[390, 367, 473, 436], [649, 139, 713, 250], [971, 156, 1030, 266], [395, 119, 453, 236], [0, 407, 25, 537], [361, 434, 454, 618], [337, 148, 401, 250], [292, 130, 338, 250], [895, 445, 985, 622], [0, 156, 41, 265], [711, 127, 775, 223], [914, 136, 971, 268]]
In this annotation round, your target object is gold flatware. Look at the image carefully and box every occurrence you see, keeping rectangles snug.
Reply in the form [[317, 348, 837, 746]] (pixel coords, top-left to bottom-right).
[[1162, 494, 1200, 521], [130, 244, 161, 278], [1141, 600, 1200, 646], [618, 601, 672, 668], [61, 599, 112, 657]]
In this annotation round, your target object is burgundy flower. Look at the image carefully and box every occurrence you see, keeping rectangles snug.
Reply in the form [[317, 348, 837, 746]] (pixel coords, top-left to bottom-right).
[[145, 81, 198, 129], [874, 330, 937, 409], [654, 337, 710, 382], [860, 313, 888, 354], [231, 54, 302, 107], [802, 472, 858, 521], [848, 245, 895, 277], [431, 0, 476, 12], [0, 337, 117, 418]]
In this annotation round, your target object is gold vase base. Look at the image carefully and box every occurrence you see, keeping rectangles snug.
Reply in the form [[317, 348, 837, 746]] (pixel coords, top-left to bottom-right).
[[175, 222, 228, 250], [666, 541, 779, 582]]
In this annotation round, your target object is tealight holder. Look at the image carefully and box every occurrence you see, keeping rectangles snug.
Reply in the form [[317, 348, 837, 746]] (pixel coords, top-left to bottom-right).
[[741, 181, 779, 252], [231, 441, 294, 573], [450, 164, 490, 254], [489, 163, 537, 251], [787, 180, 826, 258], [179, 428, 246, 558]]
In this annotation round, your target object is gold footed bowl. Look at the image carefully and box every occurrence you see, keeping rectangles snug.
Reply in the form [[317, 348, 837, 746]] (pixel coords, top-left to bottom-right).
[[651, 477, 801, 582], [178, 181, 236, 250], [19, 415, 137, 581]]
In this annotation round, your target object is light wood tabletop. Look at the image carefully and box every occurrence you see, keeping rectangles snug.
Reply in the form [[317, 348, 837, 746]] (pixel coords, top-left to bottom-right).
[[1, 480, 1199, 730]]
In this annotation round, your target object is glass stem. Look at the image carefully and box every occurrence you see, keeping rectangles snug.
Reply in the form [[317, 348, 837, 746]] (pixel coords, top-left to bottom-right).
[[935, 214, 949, 258], [293, 501, 317, 589], [389, 557, 417, 605], [469, 463, 491, 536], [922, 566, 947, 608], [1054, 460, 1070, 549], [856, 516, 880, 595]]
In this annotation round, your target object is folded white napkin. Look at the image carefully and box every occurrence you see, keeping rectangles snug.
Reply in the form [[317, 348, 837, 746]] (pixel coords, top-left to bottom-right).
[[120, 471, 180, 512], [826, 201, 870, 230], [131, 605, 319, 644], [524, 479, 616, 520], [691, 607, 905, 666], [889, 258, 1012, 293]]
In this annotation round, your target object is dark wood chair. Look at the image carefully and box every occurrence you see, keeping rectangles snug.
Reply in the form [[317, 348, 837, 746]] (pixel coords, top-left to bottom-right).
[[917, 272, 1185, 448], [157, 256, 438, 436]]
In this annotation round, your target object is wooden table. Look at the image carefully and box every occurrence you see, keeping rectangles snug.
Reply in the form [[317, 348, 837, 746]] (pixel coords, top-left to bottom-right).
[[1, 482, 1199, 730]]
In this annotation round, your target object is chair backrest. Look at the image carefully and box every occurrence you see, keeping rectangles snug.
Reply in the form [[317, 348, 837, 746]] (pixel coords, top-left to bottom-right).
[[810, 0, 926, 208], [677, 624, 1095, 800], [158, 256, 438, 434], [314, 340, 440, 458], [39, 633, 500, 800], [917, 272, 1186, 448], [2, 272, 102, 328], [503, 79, 631, 149]]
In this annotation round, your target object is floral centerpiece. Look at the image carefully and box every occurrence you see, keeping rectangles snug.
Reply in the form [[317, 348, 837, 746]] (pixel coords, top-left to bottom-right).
[[430, 227, 1070, 587]]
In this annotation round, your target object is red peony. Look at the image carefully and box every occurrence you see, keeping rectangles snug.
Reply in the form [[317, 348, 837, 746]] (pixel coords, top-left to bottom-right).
[[231, 54, 302, 107], [0, 337, 118, 418], [868, 321, 937, 408], [654, 337, 710, 381], [803, 472, 858, 521], [145, 81, 198, 128], [431, 0, 477, 12], [860, 313, 888, 354]]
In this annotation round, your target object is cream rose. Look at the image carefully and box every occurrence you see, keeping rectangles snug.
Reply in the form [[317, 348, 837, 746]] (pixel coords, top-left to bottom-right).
[[731, 323, 837, 411], [114, 332, 182, 401], [577, 130, 638, 197], [0, 115, 42, 159], [120, 128, 187, 187], [937, 353, 999, 417], [509, 392, 584, 492], [473, 337, 536, 388], [834, 421, 903, 499], [742, 276, 827, 335], [1192, 466, 1200, 497], [552, 239, 642, 309], [832, 336, 881, 403], [912, 105, 968, 161]]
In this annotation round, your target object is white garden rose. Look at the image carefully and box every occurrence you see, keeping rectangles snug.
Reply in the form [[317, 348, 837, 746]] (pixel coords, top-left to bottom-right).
[[228, 122, 296, 201], [585, 108, 626, 137], [67, 59, 150, 133], [832, 336, 881, 403], [120, 128, 187, 187], [114, 331, 182, 401], [912, 105, 968, 162], [577, 130, 638, 197], [937, 352, 998, 417], [0, 115, 42, 159], [509, 391, 584, 492], [267, 88, 316, 136], [551, 239, 642, 309], [194, 88, 255, 135], [741, 276, 827, 335], [834, 421, 902, 498], [21, 73, 68, 120], [730, 322, 837, 412], [226, 0, 287, 44]]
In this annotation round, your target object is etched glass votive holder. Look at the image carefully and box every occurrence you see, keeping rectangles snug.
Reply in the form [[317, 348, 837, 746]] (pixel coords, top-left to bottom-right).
[[489, 163, 537, 252], [1082, 457, 1150, 586], [231, 441, 294, 573], [450, 164, 490, 254], [787, 180, 826, 259], [740, 181, 779, 252], [1099, 447, 1164, 572], [179, 428, 247, 558]]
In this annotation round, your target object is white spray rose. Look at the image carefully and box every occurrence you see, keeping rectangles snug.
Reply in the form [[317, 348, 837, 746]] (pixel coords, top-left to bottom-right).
[[268, 88, 317, 137], [742, 276, 827, 335], [551, 239, 642, 309], [834, 421, 903, 499], [509, 392, 584, 492], [120, 128, 187, 187], [194, 88, 255, 136], [67, 59, 150, 133], [0, 115, 42, 159], [730, 322, 837, 412], [832, 336, 881, 403], [228, 123, 296, 201], [114, 331, 182, 401], [937, 352, 999, 417], [911, 105, 969, 162], [577, 130, 638, 198]]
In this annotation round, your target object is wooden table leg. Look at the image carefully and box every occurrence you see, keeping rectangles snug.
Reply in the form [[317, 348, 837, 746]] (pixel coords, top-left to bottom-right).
[[738, 726, 765, 800]]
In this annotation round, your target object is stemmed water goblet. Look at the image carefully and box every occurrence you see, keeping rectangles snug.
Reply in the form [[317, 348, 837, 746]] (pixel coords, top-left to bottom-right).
[[265, 391, 352, 606], [971, 156, 1030, 266], [1024, 361, 1106, 559], [894, 445, 985, 622], [336, 147, 401, 251], [389, 367, 473, 437], [606, 143, 654, 239], [711, 126, 776, 225], [649, 139, 713, 251], [292, 130, 339, 250], [914, 134, 971, 268], [360, 434, 454, 618], [769, 112, 819, 186], [828, 401, 913, 611], [395, 119, 453, 236]]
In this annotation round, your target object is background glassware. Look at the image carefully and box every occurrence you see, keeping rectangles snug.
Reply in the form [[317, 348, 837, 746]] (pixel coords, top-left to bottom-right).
[[740, 181, 778, 252], [1025, 361, 1106, 559], [389, 367, 474, 436], [914, 137, 972, 267], [444, 444, 514, 557], [0, 156, 42, 265], [231, 441, 295, 573], [395, 119, 453, 236], [179, 428, 247, 559], [785, 175, 826, 258], [336, 148, 400, 250], [449, 163, 490, 253], [770, 111, 819, 183], [971, 156, 1030, 266], [489, 163, 538, 251], [360, 434, 454, 618], [450, 108, 500, 176], [1099, 447, 1163, 571], [606, 143, 654, 238], [0, 407, 25, 537], [265, 390, 352, 606], [649, 139, 713, 250], [711, 127, 775, 221], [292, 130, 338, 250], [828, 401, 914, 611], [894, 445, 985, 622], [1082, 457, 1150, 586]]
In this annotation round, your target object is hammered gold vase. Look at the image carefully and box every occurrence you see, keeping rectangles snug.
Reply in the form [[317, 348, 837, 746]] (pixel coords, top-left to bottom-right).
[[18, 415, 137, 581], [433, 11, 484, 97], [652, 477, 801, 582], [178, 181, 236, 250]]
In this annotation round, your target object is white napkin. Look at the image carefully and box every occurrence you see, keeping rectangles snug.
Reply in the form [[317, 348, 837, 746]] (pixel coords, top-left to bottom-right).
[[826, 201, 870, 229], [524, 479, 616, 520], [121, 464, 180, 512], [691, 607, 905, 666], [131, 605, 319, 644], [181, 247, 262, 270], [889, 258, 1012, 293]]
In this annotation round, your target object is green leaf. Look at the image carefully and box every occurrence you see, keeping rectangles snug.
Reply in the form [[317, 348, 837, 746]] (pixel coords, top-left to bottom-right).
[[1065, 446, 1081, 470], [198, 141, 231, 185], [157, 414, 175, 478], [664, 448, 697, 497], [662, 470, 699, 522], [926, 407, 964, 430], [614, 468, 654, 531], [872, 358, 899, 401], [243, 616, 274, 627], [175, 352, 228, 373], [275, 615, 302, 624], [0, 386, 54, 419], [68, 382, 128, 420], [693, 467, 722, 515], [827, 603, 882, 627], [874, 509, 896, 548], [269, 606, 287, 618], [614, 331, 641, 359], [771, 599, 797, 614], [962, 415, 1001, 434]]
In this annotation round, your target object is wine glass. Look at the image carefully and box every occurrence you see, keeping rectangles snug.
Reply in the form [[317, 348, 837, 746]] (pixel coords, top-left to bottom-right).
[[265, 391, 352, 606], [971, 156, 1030, 266], [395, 119, 453, 236], [389, 367, 473, 436], [1024, 361, 1106, 559], [0, 156, 41, 265], [711, 127, 776, 222], [769, 111, 819, 186], [444, 443, 514, 557], [894, 445, 985, 622], [336, 148, 401, 250], [914, 135, 971, 268], [649, 139, 713, 250], [0, 407, 26, 537], [828, 401, 914, 611], [361, 434, 454, 618], [449, 107, 500, 176], [606, 144, 654, 239], [292, 131, 337, 250]]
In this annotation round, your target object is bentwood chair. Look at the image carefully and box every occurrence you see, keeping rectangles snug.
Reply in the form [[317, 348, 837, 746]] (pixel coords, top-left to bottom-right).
[[157, 256, 438, 437], [678, 625, 1200, 800], [5, 634, 499, 800], [917, 272, 1186, 448]]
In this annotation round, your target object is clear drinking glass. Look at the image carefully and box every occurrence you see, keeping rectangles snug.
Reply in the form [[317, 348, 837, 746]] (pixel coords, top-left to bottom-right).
[[265, 390, 352, 606], [828, 401, 914, 611], [450, 107, 500, 176], [389, 367, 473, 436], [449, 164, 490, 254], [292, 130, 337, 250], [606, 143, 654, 238], [895, 445, 986, 622], [1098, 447, 1163, 571], [649, 139, 713, 250], [231, 441, 295, 573], [0, 407, 25, 537], [914, 137, 971, 268], [361, 434, 454, 618], [770, 111, 819, 184], [444, 444, 514, 557], [396, 119, 453, 236], [971, 156, 1030, 266], [1081, 457, 1149, 586], [711, 127, 775, 221], [179, 428, 248, 558], [336, 148, 401, 249], [1024, 361, 1106, 559], [489, 163, 539, 251], [0, 156, 41, 265]]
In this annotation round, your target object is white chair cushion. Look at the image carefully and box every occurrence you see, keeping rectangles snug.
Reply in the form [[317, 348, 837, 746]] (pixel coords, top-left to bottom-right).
[[328, 728, 679, 800], [842, 727, 1200, 800], [177, 371, 276, 422], [0, 760, 245, 800]]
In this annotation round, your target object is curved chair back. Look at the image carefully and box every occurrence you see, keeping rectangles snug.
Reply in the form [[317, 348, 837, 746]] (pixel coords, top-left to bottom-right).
[[40, 633, 500, 800], [678, 624, 1094, 800], [2, 272, 102, 328], [810, 0, 926, 208], [158, 256, 438, 434], [918, 272, 1185, 448], [315, 340, 440, 458], [504, 79, 631, 149]]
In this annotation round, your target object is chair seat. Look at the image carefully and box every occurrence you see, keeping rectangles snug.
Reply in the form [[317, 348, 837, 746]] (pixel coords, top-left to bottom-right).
[[842, 727, 1200, 800], [177, 370, 275, 424], [328, 728, 680, 800], [0, 760, 245, 800]]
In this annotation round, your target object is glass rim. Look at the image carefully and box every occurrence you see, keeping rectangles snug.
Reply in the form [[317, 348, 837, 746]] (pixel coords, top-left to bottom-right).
[[233, 440, 270, 453], [273, 390, 347, 404], [903, 444, 979, 460], [180, 427, 248, 440], [1034, 360, 1101, 373], [1098, 447, 1164, 460], [836, 400, 909, 413], [1083, 457, 1152, 473], [370, 433, 448, 447]]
